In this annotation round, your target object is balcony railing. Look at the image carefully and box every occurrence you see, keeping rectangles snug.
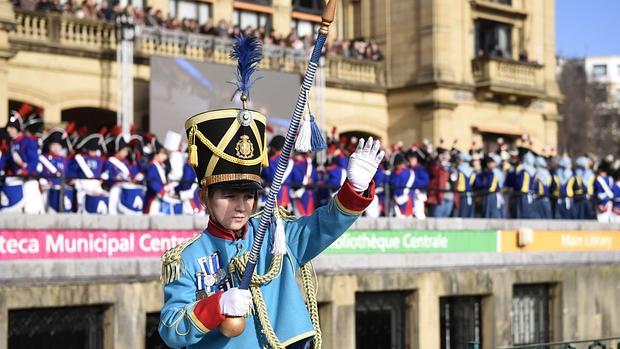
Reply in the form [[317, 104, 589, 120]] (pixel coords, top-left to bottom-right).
[[10, 9, 385, 88], [472, 57, 545, 102]]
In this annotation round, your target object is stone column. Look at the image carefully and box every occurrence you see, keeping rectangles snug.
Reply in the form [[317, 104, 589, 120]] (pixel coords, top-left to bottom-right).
[[271, 0, 292, 35], [320, 275, 356, 349], [0, 0, 16, 126], [212, 0, 234, 25]]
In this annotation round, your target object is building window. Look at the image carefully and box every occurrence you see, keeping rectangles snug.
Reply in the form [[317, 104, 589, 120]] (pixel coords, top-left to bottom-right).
[[145, 312, 169, 349], [475, 19, 512, 59], [440, 296, 482, 349], [236, 0, 272, 6], [168, 0, 212, 25], [512, 284, 551, 345], [291, 19, 319, 38], [292, 0, 324, 14], [592, 64, 608, 78], [233, 9, 271, 30], [9, 306, 107, 349], [356, 291, 409, 349]]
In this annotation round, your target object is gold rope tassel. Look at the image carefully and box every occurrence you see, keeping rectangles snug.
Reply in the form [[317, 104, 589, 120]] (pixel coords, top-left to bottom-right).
[[228, 253, 322, 349], [188, 125, 199, 167]]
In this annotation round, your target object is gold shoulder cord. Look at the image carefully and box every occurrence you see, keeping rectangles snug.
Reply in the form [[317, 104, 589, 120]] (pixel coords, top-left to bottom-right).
[[228, 207, 322, 349]]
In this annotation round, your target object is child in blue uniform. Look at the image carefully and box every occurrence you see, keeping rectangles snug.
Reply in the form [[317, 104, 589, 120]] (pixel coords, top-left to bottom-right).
[[145, 142, 179, 215], [68, 133, 107, 214], [389, 153, 415, 217], [40, 128, 73, 213], [261, 135, 293, 210], [104, 135, 145, 215], [4, 111, 44, 213], [159, 106, 383, 348], [290, 152, 319, 216]]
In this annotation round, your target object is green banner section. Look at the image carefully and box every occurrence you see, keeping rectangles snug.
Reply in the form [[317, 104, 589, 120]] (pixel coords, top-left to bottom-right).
[[325, 230, 498, 254]]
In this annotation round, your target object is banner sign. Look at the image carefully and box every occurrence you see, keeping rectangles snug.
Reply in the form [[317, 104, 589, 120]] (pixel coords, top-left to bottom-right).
[[325, 230, 498, 254], [501, 230, 620, 252], [0, 230, 198, 260]]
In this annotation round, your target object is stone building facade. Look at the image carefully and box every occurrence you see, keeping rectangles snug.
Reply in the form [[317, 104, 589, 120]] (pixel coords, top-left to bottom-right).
[[0, 0, 560, 151]]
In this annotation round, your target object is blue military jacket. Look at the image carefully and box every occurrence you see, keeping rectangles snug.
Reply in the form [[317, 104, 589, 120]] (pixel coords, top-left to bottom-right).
[[159, 179, 373, 348]]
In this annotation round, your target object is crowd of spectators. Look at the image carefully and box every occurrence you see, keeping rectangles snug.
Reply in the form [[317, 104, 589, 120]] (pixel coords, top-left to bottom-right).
[[0, 106, 618, 221], [12, 0, 384, 61]]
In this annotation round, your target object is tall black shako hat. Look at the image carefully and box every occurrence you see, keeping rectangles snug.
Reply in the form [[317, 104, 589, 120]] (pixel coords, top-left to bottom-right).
[[185, 35, 267, 191], [76, 133, 105, 152], [42, 128, 72, 153]]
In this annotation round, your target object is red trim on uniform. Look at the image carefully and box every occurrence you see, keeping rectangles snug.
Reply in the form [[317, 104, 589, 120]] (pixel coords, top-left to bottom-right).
[[193, 292, 226, 330], [207, 219, 247, 241], [336, 179, 375, 212]]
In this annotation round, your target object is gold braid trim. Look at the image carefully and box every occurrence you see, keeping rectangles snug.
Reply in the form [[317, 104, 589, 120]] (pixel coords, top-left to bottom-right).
[[194, 127, 265, 166], [300, 262, 322, 349], [160, 233, 202, 284], [229, 253, 285, 349], [228, 252, 322, 349]]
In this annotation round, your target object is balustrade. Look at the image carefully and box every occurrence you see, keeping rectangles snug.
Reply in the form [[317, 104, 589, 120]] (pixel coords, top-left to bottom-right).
[[10, 9, 385, 88]]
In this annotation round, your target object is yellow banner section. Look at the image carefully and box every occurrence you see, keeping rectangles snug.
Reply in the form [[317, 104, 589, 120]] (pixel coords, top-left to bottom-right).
[[501, 230, 620, 252]]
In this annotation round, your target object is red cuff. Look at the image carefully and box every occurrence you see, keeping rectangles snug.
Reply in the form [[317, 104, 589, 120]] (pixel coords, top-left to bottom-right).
[[191, 292, 226, 332], [335, 179, 375, 215], [158, 188, 166, 197]]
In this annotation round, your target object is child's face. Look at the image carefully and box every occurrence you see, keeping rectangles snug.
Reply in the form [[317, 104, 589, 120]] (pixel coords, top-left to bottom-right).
[[49, 142, 62, 155], [208, 188, 255, 231]]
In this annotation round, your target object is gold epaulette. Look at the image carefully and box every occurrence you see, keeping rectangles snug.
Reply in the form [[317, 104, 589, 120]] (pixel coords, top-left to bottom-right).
[[251, 206, 298, 222], [160, 233, 202, 285]]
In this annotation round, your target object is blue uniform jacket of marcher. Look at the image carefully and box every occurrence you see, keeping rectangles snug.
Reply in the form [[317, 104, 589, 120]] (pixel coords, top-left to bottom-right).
[[159, 179, 374, 348]]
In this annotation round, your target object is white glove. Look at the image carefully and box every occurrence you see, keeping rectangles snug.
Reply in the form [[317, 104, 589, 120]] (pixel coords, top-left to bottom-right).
[[347, 137, 385, 192], [219, 287, 252, 317]]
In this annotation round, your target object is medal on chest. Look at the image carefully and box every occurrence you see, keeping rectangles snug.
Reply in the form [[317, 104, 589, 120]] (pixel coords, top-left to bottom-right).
[[195, 251, 233, 300]]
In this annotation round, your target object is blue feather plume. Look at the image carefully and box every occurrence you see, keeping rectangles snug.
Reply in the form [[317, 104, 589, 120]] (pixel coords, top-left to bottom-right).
[[230, 35, 263, 99]]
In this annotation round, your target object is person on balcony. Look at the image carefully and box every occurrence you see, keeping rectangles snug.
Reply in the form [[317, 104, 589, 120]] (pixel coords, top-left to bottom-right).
[[534, 156, 553, 219], [452, 152, 476, 218], [475, 155, 504, 219], [513, 151, 538, 219], [574, 156, 595, 220], [427, 144, 454, 218], [551, 155, 577, 219]]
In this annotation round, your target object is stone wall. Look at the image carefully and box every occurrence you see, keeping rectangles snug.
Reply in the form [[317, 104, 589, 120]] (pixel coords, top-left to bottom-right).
[[0, 214, 619, 348]]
